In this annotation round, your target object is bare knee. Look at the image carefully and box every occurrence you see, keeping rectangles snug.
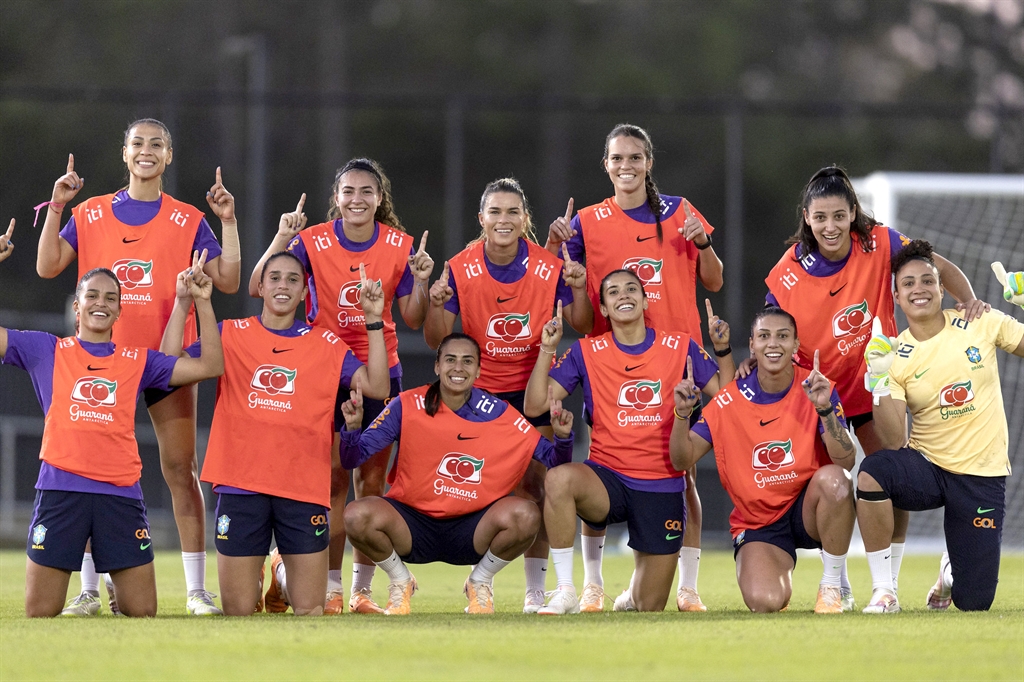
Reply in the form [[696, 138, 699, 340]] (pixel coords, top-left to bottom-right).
[[543, 466, 573, 500], [743, 588, 789, 613], [511, 501, 542, 538], [25, 603, 60, 618], [160, 452, 198, 486], [814, 465, 853, 503], [343, 500, 375, 538], [857, 470, 882, 491]]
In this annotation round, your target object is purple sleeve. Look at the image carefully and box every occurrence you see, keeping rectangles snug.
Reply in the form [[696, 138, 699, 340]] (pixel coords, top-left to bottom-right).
[[286, 237, 318, 321], [340, 350, 362, 389], [564, 218, 584, 262], [183, 321, 223, 358], [2, 330, 58, 414], [888, 227, 908, 261], [686, 340, 719, 390], [765, 291, 779, 307], [443, 273, 461, 315], [818, 387, 848, 435], [548, 342, 584, 395], [691, 415, 713, 445], [192, 218, 223, 261], [554, 276, 575, 308], [533, 433, 575, 468], [141, 349, 178, 393], [58, 216, 78, 252], [394, 245, 416, 298], [339, 398, 403, 467]]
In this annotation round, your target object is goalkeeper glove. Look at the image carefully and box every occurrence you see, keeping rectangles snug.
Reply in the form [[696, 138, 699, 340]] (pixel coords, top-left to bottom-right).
[[864, 317, 896, 404], [992, 262, 1024, 310]]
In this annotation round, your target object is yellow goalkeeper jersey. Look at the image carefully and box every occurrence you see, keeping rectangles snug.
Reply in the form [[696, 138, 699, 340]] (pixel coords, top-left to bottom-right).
[[888, 309, 1023, 477]]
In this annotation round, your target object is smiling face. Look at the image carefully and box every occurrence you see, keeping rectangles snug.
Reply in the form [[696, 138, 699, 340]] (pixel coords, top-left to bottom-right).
[[259, 255, 307, 316], [122, 123, 172, 182], [335, 169, 381, 230], [74, 272, 121, 337], [749, 314, 799, 373], [479, 191, 526, 249], [894, 258, 943, 323], [598, 270, 648, 324], [803, 195, 855, 261], [434, 338, 481, 397], [604, 135, 652, 197]]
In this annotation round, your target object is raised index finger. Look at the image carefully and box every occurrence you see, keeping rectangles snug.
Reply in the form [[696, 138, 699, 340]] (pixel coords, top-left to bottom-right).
[[418, 230, 429, 254], [683, 199, 695, 220], [564, 198, 574, 221], [5, 219, 14, 241], [196, 248, 209, 272], [67, 154, 75, 174], [813, 349, 820, 373], [704, 298, 714, 321], [359, 262, 368, 285], [561, 242, 574, 263], [295, 193, 306, 215], [215, 166, 223, 186], [556, 299, 563, 324], [871, 316, 883, 338], [686, 354, 694, 379]]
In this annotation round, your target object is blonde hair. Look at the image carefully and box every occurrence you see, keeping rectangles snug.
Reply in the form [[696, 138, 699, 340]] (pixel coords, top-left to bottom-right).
[[468, 177, 538, 247]]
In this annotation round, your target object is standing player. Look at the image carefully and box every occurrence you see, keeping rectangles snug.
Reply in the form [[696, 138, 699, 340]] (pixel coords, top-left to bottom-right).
[[524, 269, 733, 614], [337, 334, 574, 615], [856, 241, 1024, 613], [248, 158, 433, 614], [544, 123, 724, 612], [423, 177, 592, 612], [35, 119, 241, 615], [673, 307, 857, 613], [763, 166, 989, 604], [166, 252, 389, 616], [1, 248, 224, 617]]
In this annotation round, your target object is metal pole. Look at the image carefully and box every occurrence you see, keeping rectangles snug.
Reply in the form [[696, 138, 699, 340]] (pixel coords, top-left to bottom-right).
[[724, 108, 744, 330], [444, 98, 466, 260], [0, 419, 17, 536]]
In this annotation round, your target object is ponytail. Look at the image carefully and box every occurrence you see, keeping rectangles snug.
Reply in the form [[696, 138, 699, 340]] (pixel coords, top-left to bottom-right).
[[424, 380, 443, 417], [786, 165, 880, 260]]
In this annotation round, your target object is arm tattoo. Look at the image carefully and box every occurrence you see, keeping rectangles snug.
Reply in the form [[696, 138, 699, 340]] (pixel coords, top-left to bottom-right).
[[824, 414, 856, 461]]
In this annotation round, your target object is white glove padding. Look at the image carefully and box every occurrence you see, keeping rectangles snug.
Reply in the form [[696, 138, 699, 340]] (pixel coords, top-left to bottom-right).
[[992, 262, 1024, 310], [864, 317, 896, 404]]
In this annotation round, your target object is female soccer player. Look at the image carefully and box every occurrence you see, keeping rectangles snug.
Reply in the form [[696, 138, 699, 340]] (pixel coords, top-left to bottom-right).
[[423, 177, 592, 612], [762, 166, 988, 602], [545, 123, 724, 612], [524, 269, 733, 614], [2, 247, 224, 617], [165, 251, 389, 616], [856, 241, 1024, 613], [673, 306, 857, 613], [337, 334, 574, 615], [35, 119, 241, 615], [248, 158, 433, 614]]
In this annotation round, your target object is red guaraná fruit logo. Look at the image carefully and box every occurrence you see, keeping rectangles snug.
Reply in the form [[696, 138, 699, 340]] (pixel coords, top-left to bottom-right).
[[751, 440, 794, 472], [485, 313, 531, 343], [250, 365, 297, 395], [622, 257, 663, 286], [616, 379, 663, 410], [436, 454, 484, 484], [939, 380, 974, 407], [831, 300, 872, 338], [71, 377, 117, 407], [337, 279, 382, 309], [111, 259, 153, 289]]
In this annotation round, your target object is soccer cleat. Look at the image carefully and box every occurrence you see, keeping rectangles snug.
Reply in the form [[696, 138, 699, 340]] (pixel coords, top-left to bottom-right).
[[254, 563, 265, 613], [840, 587, 855, 612], [186, 590, 224, 616], [523, 588, 546, 614], [579, 583, 606, 613], [104, 575, 121, 616], [383, 576, 417, 616], [814, 585, 844, 614], [324, 588, 347, 615], [60, 591, 101, 617], [926, 553, 952, 611], [862, 588, 901, 614], [538, 587, 580, 616], [676, 586, 708, 612], [349, 587, 384, 614], [464, 579, 494, 615], [264, 549, 289, 613], [612, 589, 636, 612]]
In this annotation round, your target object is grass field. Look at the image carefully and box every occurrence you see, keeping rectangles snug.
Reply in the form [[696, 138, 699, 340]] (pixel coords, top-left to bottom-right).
[[1, 550, 1022, 681]]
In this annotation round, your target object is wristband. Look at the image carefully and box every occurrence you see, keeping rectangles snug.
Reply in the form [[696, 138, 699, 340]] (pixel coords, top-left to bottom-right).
[[816, 405, 834, 417], [33, 201, 66, 227], [673, 406, 693, 421], [539, 347, 557, 355], [695, 234, 713, 250], [714, 346, 731, 357], [365, 320, 384, 331]]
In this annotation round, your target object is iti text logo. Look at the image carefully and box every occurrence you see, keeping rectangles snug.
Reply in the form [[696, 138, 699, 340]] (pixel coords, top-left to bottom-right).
[[112, 259, 154, 289], [250, 365, 297, 395]]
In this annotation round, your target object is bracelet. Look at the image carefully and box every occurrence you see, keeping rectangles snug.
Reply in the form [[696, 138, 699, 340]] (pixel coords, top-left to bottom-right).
[[539, 347, 557, 355], [816, 405, 834, 417], [714, 346, 731, 357], [33, 201, 66, 227], [673, 406, 693, 421], [695, 234, 713, 250], [365, 320, 384, 331]]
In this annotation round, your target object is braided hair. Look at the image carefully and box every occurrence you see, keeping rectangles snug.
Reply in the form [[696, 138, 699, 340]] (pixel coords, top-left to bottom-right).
[[603, 123, 663, 243]]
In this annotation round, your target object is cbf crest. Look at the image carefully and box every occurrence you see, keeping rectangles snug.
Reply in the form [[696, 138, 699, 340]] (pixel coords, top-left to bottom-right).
[[217, 515, 231, 536], [965, 346, 982, 364], [32, 524, 47, 546]]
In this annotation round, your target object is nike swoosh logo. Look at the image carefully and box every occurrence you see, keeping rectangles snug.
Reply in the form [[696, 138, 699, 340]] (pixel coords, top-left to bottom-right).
[[883, 554, 890, 560], [349, 265, 362, 272], [122, 237, 142, 244], [759, 418, 780, 426], [977, 507, 995, 514], [271, 348, 292, 354], [625, 364, 644, 372], [914, 369, 929, 379], [496, 296, 517, 304], [665, 534, 680, 541], [829, 284, 847, 296], [636, 235, 657, 243], [87, 365, 108, 371], [140, 543, 151, 550], [315, 528, 326, 536], [456, 434, 479, 440]]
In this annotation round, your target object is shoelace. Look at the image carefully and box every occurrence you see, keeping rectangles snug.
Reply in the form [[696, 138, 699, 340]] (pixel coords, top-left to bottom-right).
[[191, 590, 220, 604], [387, 581, 411, 608], [469, 582, 493, 609], [68, 592, 96, 606]]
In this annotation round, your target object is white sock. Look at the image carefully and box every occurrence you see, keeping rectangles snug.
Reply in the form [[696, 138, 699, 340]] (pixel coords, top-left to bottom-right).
[[550, 547, 575, 590], [890, 542, 906, 590], [581, 535, 605, 588], [677, 547, 701, 591], [274, 554, 290, 603], [469, 550, 511, 584], [820, 550, 845, 588], [839, 557, 852, 592], [182, 552, 206, 594], [866, 547, 894, 592], [327, 569, 343, 592], [524, 557, 547, 593], [375, 551, 412, 583], [351, 563, 375, 593], [80, 552, 99, 594]]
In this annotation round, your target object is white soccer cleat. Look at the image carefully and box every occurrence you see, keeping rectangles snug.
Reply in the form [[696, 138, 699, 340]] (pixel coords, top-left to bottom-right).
[[60, 592, 101, 617], [926, 552, 952, 611], [676, 586, 707, 612], [840, 587, 855, 612], [538, 587, 580, 615], [523, 588, 546, 614], [862, 588, 901, 614], [186, 590, 224, 616], [612, 589, 636, 612]]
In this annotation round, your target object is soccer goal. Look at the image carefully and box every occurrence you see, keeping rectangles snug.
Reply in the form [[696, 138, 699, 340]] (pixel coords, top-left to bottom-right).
[[852, 171, 1024, 550]]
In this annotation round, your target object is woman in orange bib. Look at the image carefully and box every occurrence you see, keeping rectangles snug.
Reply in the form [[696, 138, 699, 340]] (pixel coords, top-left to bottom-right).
[[674, 306, 857, 614], [248, 158, 433, 614], [35, 119, 241, 615], [543, 123, 725, 612], [337, 334, 574, 615], [423, 177, 592, 612]]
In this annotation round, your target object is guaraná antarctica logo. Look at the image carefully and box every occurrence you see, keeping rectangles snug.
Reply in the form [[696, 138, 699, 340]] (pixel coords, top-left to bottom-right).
[[616, 379, 663, 410], [337, 279, 383, 308], [751, 439, 795, 472], [111, 259, 154, 289], [485, 312, 532, 343], [622, 257, 663, 286], [436, 453, 484, 485], [71, 377, 117, 408], [250, 365, 297, 396], [831, 300, 872, 338]]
